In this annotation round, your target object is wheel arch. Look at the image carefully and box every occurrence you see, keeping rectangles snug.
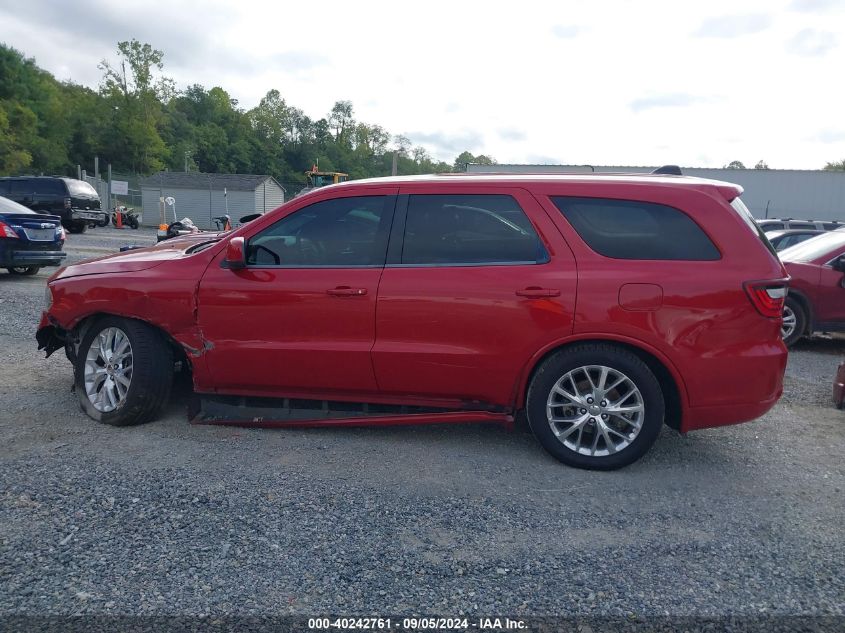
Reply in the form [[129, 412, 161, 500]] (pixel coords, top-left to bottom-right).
[[785, 289, 814, 334], [515, 335, 687, 431], [67, 311, 191, 369]]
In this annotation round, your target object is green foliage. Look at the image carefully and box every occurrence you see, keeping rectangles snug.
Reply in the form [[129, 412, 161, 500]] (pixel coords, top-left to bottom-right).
[[0, 41, 486, 184], [453, 151, 497, 172], [824, 159, 845, 171], [724, 160, 746, 169]]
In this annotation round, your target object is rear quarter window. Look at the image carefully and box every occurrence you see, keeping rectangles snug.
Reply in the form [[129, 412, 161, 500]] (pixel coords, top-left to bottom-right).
[[551, 197, 720, 261]]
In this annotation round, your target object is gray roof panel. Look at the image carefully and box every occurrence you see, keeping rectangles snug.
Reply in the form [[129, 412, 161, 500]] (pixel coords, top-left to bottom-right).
[[140, 172, 279, 192]]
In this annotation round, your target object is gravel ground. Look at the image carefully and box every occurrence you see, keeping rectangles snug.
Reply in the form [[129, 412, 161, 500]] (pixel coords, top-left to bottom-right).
[[1, 231, 844, 624]]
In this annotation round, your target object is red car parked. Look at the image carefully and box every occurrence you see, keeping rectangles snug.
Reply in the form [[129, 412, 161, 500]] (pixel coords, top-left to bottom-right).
[[37, 173, 788, 470], [779, 230, 845, 346]]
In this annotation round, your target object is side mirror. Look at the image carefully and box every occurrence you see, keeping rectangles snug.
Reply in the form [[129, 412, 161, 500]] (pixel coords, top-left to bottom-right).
[[832, 254, 845, 273], [222, 236, 246, 270]]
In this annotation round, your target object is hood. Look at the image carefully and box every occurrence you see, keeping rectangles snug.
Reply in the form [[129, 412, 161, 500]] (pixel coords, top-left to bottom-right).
[[50, 236, 221, 281]]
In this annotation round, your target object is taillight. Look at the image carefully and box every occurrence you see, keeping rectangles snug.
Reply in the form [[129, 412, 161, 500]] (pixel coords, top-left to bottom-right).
[[744, 281, 788, 318], [57, 226, 67, 241], [64, 197, 71, 209], [0, 220, 19, 239]]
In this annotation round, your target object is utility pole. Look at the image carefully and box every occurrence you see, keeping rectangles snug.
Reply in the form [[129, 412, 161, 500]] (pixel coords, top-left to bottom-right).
[[391, 151, 398, 176], [107, 163, 113, 211], [184, 151, 189, 173]]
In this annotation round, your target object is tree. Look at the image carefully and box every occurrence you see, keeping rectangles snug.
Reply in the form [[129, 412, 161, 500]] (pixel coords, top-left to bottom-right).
[[724, 160, 746, 169], [393, 134, 412, 156], [824, 159, 845, 171], [0, 106, 33, 172], [328, 100, 354, 142], [453, 151, 497, 172], [754, 160, 770, 170], [98, 40, 172, 172]]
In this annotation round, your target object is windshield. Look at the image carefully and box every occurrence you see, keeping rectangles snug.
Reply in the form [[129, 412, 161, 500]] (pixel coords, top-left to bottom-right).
[[730, 198, 777, 258], [779, 230, 845, 262]]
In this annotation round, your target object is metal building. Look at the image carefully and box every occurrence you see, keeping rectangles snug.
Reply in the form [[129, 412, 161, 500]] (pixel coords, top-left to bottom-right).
[[465, 164, 845, 222], [140, 172, 286, 229]]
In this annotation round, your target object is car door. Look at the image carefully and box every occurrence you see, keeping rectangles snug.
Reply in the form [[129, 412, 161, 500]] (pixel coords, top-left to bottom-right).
[[197, 188, 397, 398], [371, 187, 577, 408], [816, 245, 845, 326]]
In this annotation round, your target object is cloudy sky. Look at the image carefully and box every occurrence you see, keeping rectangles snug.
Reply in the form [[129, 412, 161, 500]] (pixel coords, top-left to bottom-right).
[[1, 0, 844, 168]]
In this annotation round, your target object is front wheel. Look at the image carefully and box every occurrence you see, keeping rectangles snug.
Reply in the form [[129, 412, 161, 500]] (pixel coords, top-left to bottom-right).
[[74, 317, 173, 426], [67, 221, 87, 234], [526, 344, 665, 470], [782, 296, 806, 347], [7, 266, 40, 276]]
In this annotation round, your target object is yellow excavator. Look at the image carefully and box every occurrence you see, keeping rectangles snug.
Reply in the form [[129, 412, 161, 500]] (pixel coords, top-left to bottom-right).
[[293, 166, 349, 198], [305, 167, 349, 188]]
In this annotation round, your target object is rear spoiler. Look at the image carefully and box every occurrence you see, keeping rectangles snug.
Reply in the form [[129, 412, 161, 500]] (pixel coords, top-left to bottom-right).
[[651, 165, 683, 175], [651, 165, 743, 200]]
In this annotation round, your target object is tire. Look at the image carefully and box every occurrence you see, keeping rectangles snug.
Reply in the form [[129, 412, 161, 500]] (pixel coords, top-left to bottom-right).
[[782, 296, 806, 348], [7, 266, 40, 276], [68, 221, 87, 234], [128, 217, 139, 229], [73, 317, 173, 426], [526, 343, 665, 470]]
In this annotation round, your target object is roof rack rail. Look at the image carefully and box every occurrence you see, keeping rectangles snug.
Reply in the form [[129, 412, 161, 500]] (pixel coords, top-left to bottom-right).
[[651, 165, 683, 175]]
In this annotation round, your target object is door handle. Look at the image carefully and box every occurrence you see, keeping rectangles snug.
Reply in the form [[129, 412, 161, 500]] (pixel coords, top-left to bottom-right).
[[516, 287, 560, 298], [327, 286, 368, 297]]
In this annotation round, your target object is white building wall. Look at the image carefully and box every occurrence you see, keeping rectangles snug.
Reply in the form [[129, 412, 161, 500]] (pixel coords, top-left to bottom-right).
[[254, 179, 286, 214], [140, 186, 257, 229]]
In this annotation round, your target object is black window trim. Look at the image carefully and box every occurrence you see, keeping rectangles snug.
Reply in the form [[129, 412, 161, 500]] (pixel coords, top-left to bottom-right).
[[552, 195, 723, 262], [243, 194, 398, 270], [387, 192, 551, 268]]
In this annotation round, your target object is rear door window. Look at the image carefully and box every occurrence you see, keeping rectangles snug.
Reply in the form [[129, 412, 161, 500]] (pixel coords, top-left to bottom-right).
[[401, 194, 548, 265], [787, 222, 815, 230], [551, 197, 720, 260], [9, 180, 33, 196]]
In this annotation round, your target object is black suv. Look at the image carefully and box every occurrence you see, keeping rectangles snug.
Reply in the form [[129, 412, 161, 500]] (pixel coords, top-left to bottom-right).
[[0, 176, 106, 233]]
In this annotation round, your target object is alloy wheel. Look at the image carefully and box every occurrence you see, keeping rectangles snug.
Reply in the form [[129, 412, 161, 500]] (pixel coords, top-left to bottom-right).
[[83, 327, 133, 412], [781, 305, 796, 340], [546, 365, 645, 456]]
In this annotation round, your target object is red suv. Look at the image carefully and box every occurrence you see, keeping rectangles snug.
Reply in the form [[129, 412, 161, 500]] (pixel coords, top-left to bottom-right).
[[36, 174, 788, 469], [779, 230, 845, 346]]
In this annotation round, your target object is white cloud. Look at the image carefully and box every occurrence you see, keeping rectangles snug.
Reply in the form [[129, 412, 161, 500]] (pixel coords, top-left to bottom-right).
[[0, 0, 844, 168], [786, 28, 838, 55]]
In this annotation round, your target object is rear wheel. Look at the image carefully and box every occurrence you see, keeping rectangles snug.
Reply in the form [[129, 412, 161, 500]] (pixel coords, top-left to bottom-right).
[[74, 317, 173, 426], [782, 296, 806, 347], [7, 266, 40, 276], [526, 344, 665, 470]]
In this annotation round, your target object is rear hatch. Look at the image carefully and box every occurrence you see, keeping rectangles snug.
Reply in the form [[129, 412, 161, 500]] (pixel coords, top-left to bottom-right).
[[65, 179, 101, 210]]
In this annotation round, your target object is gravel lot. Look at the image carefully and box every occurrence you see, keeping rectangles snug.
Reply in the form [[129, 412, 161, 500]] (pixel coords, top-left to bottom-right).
[[1, 227, 844, 624]]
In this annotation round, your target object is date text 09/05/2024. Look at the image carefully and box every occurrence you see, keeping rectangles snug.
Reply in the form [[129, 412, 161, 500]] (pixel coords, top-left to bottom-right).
[[308, 617, 527, 630]]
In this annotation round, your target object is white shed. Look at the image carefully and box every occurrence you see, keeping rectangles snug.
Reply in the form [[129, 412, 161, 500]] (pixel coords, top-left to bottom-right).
[[140, 172, 286, 229]]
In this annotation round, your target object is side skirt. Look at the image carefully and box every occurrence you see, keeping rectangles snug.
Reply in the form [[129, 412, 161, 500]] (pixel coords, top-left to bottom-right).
[[190, 394, 515, 430]]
